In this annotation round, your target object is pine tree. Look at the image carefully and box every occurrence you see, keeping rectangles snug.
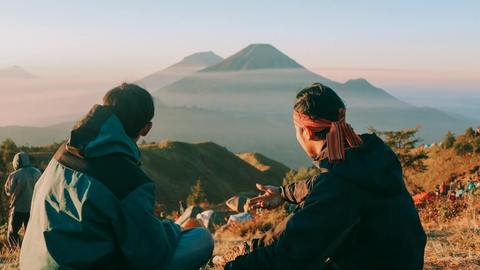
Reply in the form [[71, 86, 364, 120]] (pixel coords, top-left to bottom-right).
[[442, 131, 456, 149], [186, 178, 208, 206], [370, 127, 428, 178], [465, 127, 475, 138], [1, 138, 18, 172], [454, 141, 474, 156]]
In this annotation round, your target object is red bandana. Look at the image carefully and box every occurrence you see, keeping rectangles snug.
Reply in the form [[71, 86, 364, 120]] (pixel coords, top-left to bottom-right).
[[293, 108, 363, 162]]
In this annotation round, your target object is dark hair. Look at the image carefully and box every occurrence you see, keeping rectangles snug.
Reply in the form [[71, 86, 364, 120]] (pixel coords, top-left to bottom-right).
[[103, 83, 154, 137], [294, 82, 345, 138]]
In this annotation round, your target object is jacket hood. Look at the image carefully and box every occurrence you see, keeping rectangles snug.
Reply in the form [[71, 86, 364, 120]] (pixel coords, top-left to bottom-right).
[[323, 133, 405, 196], [68, 105, 140, 161], [13, 152, 31, 170]]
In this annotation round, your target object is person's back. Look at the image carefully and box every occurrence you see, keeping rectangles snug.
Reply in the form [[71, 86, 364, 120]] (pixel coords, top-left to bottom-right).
[[20, 83, 213, 270], [5, 152, 41, 212], [4, 152, 42, 246]]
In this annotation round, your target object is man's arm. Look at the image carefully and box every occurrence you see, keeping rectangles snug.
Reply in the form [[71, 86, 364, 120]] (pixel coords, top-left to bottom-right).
[[227, 174, 363, 270], [247, 175, 321, 211], [4, 174, 16, 197], [112, 182, 181, 270]]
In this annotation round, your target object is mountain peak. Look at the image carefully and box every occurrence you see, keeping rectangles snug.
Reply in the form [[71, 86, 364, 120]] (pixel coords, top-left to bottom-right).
[[137, 51, 223, 91], [344, 78, 374, 88], [202, 43, 304, 72], [172, 51, 223, 68]]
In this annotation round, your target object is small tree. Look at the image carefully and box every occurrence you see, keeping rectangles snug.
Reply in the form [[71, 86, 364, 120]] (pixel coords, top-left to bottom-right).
[[370, 127, 428, 175], [454, 141, 474, 156], [475, 138, 480, 153], [1, 138, 18, 172], [442, 131, 456, 149], [465, 127, 476, 138], [187, 178, 208, 206]]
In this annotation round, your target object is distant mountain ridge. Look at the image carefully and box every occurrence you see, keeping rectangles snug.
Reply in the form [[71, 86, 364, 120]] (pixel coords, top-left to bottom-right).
[[156, 44, 406, 110], [153, 43, 468, 150], [0, 66, 36, 79], [138, 51, 223, 91], [0, 44, 472, 168], [171, 51, 223, 69]]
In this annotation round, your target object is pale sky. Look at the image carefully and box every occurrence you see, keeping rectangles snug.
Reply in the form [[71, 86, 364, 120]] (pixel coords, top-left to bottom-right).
[[1, 1, 478, 81], [0, 0, 479, 125]]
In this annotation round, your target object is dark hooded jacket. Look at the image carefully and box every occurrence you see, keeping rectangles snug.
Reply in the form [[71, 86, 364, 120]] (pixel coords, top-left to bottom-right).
[[20, 105, 181, 270], [227, 134, 426, 270], [4, 152, 42, 212]]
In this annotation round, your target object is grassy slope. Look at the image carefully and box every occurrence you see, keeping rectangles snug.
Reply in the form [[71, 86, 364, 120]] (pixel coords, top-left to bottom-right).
[[408, 145, 480, 192], [140, 141, 289, 211]]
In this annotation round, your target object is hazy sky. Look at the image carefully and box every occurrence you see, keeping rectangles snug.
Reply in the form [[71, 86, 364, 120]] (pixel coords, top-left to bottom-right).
[[0, 1, 479, 125], [2, 1, 478, 82]]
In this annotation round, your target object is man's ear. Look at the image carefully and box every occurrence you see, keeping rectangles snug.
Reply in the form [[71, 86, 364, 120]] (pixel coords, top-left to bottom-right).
[[302, 128, 314, 140], [138, 122, 153, 137]]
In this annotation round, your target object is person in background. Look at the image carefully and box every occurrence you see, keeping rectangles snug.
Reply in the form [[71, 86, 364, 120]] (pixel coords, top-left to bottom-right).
[[20, 83, 213, 270], [449, 181, 455, 195], [448, 190, 456, 201], [456, 182, 465, 198], [439, 181, 448, 196], [224, 83, 426, 270], [466, 179, 476, 193], [434, 184, 440, 196], [3, 152, 42, 248]]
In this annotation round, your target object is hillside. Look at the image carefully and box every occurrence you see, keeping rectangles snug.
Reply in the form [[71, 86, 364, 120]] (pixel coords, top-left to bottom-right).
[[236, 152, 290, 182], [0, 122, 71, 146], [138, 51, 223, 91], [407, 141, 480, 192], [140, 141, 289, 210]]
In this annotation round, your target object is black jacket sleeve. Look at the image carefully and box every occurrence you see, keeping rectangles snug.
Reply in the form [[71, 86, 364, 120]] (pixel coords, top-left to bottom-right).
[[227, 173, 364, 270]]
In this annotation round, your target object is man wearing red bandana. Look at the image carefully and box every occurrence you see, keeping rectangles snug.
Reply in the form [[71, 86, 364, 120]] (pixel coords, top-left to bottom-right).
[[225, 83, 426, 270]]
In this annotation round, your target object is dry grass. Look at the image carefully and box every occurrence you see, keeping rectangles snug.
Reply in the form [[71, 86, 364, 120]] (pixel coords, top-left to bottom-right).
[[408, 146, 480, 191], [421, 197, 480, 269], [208, 197, 480, 270], [1, 201, 479, 270], [0, 247, 19, 270]]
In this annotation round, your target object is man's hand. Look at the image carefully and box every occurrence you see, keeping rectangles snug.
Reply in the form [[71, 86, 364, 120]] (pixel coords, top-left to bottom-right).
[[247, 183, 285, 210]]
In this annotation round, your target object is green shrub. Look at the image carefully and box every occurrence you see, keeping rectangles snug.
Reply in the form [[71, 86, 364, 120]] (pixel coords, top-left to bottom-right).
[[475, 138, 480, 153], [454, 141, 474, 156], [442, 131, 456, 149], [464, 127, 476, 138]]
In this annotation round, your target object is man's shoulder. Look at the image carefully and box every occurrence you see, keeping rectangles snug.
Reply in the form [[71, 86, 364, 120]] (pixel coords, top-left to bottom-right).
[[54, 145, 152, 200], [25, 166, 42, 176], [88, 154, 153, 199], [8, 168, 25, 179]]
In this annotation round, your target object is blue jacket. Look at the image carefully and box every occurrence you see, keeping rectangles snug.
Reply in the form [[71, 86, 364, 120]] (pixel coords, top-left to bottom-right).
[[20, 105, 181, 270]]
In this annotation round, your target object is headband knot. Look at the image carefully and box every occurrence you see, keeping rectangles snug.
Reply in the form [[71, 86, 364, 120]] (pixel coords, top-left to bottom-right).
[[293, 108, 363, 162]]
